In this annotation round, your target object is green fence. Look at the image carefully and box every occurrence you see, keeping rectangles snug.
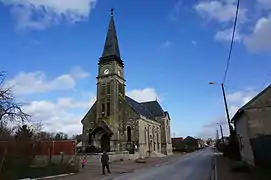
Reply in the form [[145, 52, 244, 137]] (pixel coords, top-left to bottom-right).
[[251, 135, 271, 167]]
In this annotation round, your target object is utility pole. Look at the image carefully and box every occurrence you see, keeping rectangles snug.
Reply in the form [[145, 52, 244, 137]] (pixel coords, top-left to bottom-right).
[[219, 124, 224, 144], [221, 83, 233, 135]]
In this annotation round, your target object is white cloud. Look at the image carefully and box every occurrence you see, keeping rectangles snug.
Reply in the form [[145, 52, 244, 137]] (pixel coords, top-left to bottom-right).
[[127, 88, 160, 103], [198, 116, 229, 139], [199, 88, 257, 139], [163, 41, 173, 48], [194, 0, 247, 23], [227, 90, 256, 105], [226, 89, 256, 116], [244, 14, 271, 52], [24, 95, 96, 134], [8, 71, 75, 94], [22, 87, 160, 134], [7, 67, 90, 95], [0, 0, 97, 29], [70, 66, 90, 79], [215, 28, 243, 42]]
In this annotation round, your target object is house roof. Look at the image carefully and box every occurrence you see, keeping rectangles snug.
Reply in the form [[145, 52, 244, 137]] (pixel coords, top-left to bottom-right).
[[183, 136, 197, 142], [231, 85, 271, 123], [140, 101, 165, 117], [172, 137, 184, 141]]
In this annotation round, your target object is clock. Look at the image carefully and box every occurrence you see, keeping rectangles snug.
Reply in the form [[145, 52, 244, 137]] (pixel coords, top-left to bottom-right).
[[104, 69, 109, 75], [118, 70, 121, 76]]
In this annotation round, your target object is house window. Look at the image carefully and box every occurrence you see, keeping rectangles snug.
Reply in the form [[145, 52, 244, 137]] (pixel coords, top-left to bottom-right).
[[106, 103, 110, 117], [102, 103, 105, 117], [107, 83, 110, 94], [127, 126, 131, 142]]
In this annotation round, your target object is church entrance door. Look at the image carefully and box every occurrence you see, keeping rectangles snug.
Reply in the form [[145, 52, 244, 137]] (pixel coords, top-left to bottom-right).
[[101, 134, 110, 152]]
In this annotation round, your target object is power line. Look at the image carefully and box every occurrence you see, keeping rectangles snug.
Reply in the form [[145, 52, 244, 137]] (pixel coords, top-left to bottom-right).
[[222, 0, 240, 83]]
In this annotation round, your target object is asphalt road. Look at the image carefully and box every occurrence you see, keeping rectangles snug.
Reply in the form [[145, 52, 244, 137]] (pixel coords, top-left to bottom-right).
[[113, 148, 214, 180]]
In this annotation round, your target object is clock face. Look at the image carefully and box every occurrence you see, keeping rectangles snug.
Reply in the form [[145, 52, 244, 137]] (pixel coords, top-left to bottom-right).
[[104, 69, 109, 75]]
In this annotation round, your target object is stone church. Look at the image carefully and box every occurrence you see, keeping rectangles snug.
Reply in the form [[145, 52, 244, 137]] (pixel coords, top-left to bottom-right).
[[81, 10, 172, 157]]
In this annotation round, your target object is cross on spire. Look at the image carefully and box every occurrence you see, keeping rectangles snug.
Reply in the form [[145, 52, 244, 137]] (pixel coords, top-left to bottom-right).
[[110, 8, 114, 16]]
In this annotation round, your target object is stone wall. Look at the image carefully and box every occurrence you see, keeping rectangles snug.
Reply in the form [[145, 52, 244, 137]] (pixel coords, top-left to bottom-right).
[[235, 113, 255, 165], [138, 118, 161, 158], [86, 151, 140, 164]]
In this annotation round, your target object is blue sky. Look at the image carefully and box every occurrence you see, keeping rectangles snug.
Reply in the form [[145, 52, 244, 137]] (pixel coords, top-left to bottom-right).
[[1, 0, 271, 138]]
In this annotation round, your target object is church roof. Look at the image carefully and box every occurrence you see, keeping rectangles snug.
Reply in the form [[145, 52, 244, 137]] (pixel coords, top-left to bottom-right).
[[125, 96, 167, 120], [141, 101, 165, 117], [125, 96, 155, 120], [101, 9, 121, 58]]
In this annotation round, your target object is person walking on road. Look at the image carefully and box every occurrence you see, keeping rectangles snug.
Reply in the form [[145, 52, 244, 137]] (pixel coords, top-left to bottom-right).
[[101, 151, 110, 175]]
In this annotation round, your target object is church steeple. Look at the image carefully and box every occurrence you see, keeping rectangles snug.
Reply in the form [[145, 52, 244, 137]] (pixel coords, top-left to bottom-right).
[[101, 8, 121, 58]]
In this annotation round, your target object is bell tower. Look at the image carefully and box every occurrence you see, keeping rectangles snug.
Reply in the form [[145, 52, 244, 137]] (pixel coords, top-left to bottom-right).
[[96, 9, 125, 130]]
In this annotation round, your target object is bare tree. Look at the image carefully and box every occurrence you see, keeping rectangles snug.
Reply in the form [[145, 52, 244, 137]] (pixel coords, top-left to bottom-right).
[[0, 72, 29, 127]]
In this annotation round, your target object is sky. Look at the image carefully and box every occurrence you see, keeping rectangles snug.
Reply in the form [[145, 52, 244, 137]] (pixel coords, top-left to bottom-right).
[[1, 0, 271, 138]]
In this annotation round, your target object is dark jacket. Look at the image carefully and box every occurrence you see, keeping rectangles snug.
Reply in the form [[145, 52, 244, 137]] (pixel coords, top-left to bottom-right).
[[101, 152, 109, 164]]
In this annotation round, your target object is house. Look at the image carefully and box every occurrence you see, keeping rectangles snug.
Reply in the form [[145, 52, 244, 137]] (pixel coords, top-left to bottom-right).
[[81, 10, 172, 157], [172, 137, 184, 151], [183, 136, 200, 152], [231, 85, 271, 166]]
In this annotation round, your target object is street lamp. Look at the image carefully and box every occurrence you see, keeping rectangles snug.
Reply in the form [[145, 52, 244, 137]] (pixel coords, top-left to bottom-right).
[[209, 82, 234, 136]]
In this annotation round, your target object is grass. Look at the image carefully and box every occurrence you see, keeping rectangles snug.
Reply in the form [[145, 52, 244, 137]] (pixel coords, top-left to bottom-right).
[[1, 163, 79, 179]]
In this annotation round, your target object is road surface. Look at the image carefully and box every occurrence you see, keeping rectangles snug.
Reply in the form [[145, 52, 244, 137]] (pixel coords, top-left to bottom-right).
[[112, 148, 214, 180]]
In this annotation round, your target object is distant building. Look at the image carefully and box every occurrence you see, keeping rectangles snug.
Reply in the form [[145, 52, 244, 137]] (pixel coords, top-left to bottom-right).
[[232, 85, 271, 166], [172, 137, 184, 151], [81, 10, 172, 157], [183, 136, 200, 152]]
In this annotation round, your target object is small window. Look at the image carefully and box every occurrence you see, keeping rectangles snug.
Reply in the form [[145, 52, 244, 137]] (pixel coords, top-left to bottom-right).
[[106, 103, 110, 117]]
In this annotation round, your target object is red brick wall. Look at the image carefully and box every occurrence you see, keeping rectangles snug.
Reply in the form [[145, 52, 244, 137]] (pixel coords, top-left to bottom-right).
[[0, 140, 76, 155], [35, 141, 76, 155]]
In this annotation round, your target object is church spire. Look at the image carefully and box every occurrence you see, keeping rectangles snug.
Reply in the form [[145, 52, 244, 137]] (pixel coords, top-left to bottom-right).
[[101, 8, 121, 58]]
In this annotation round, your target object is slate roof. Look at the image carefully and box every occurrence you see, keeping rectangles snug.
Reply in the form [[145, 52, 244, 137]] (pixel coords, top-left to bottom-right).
[[183, 136, 197, 142], [125, 96, 155, 119], [125, 96, 167, 120], [101, 12, 120, 58], [141, 101, 165, 117]]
